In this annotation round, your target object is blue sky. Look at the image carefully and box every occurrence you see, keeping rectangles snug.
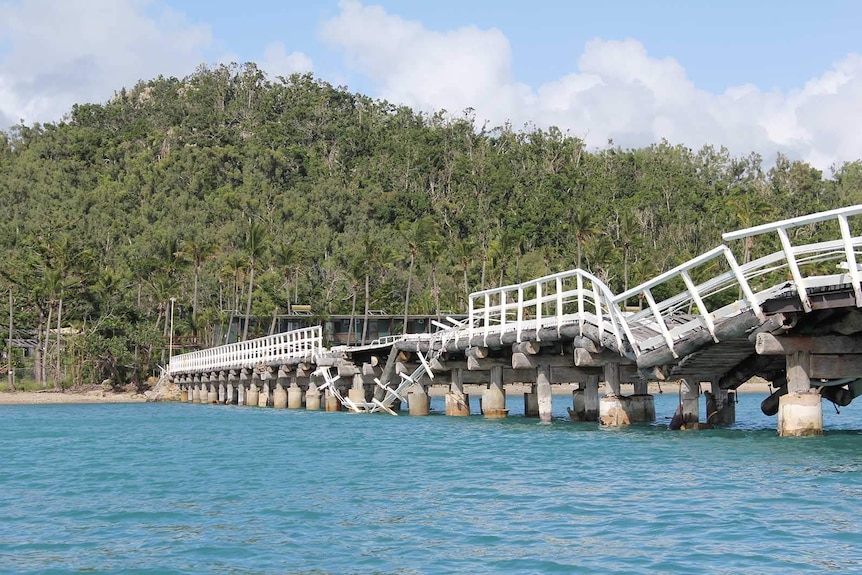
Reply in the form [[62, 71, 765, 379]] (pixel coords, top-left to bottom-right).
[[1, 0, 861, 169], [183, 0, 861, 93]]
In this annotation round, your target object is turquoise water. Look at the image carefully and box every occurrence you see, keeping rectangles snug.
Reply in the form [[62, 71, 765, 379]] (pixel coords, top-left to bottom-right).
[[2, 394, 862, 574]]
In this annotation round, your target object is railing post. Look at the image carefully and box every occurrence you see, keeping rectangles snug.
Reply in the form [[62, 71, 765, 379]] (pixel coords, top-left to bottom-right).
[[777, 227, 812, 313], [468, 297, 474, 344], [681, 270, 718, 342], [483, 293, 490, 347], [536, 281, 543, 338], [723, 247, 765, 321], [575, 274, 583, 336], [592, 283, 604, 339], [517, 286, 524, 342], [643, 288, 678, 359], [839, 214, 862, 307]]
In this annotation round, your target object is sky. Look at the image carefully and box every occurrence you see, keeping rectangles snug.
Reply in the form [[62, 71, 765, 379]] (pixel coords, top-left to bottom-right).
[[1, 0, 861, 170]]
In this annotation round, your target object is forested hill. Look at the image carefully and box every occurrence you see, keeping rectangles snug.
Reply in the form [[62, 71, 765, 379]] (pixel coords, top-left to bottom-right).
[[1, 62, 861, 386]]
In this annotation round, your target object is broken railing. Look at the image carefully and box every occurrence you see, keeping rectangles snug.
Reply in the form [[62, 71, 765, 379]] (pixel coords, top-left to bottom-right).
[[467, 269, 634, 352]]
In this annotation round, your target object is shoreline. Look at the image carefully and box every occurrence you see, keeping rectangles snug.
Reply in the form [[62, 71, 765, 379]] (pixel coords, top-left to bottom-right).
[[0, 390, 148, 405], [0, 379, 774, 405]]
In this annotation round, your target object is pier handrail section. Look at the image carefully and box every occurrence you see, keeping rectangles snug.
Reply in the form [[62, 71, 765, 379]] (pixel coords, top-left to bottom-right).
[[467, 269, 635, 352], [168, 326, 323, 375], [615, 205, 862, 358]]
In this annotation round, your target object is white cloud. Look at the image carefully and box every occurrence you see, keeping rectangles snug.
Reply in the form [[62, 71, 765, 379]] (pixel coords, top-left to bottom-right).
[[0, 0, 212, 125], [260, 42, 313, 79], [322, 1, 862, 169]]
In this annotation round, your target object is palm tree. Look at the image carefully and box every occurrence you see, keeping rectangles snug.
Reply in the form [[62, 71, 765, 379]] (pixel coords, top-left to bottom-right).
[[425, 235, 444, 322], [453, 237, 473, 304], [359, 233, 385, 345], [490, 227, 518, 288], [571, 210, 601, 269], [726, 196, 774, 264], [345, 255, 364, 345], [272, 241, 300, 312], [618, 212, 639, 297], [241, 220, 269, 341], [398, 217, 434, 334], [176, 237, 218, 330], [585, 234, 619, 284]]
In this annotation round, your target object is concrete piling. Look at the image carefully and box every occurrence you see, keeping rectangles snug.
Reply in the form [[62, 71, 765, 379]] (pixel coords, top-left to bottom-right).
[[599, 363, 631, 426], [445, 368, 471, 416], [288, 381, 303, 408], [408, 384, 430, 416], [483, 366, 508, 418], [273, 382, 287, 408], [537, 364, 553, 423], [778, 351, 822, 436], [325, 388, 341, 412], [246, 382, 259, 408]]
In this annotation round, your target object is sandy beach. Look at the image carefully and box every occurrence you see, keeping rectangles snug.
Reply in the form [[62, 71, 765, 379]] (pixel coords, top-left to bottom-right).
[[0, 389, 148, 405]]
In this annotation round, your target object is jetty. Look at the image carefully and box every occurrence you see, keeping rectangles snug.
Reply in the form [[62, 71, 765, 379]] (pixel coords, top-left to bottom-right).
[[168, 205, 862, 436]]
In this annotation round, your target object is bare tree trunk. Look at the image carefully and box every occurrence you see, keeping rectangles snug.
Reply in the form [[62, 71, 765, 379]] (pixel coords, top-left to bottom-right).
[[347, 290, 357, 345], [34, 312, 43, 385], [242, 262, 255, 341], [43, 304, 53, 387], [403, 254, 415, 335], [7, 289, 14, 391], [192, 265, 200, 330], [268, 306, 278, 336], [54, 298, 62, 391], [433, 264, 441, 323], [362, 273, 370, 345]]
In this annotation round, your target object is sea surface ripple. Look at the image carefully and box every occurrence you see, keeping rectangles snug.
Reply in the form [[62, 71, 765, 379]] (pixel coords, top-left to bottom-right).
[[2, 393, 862, 574]]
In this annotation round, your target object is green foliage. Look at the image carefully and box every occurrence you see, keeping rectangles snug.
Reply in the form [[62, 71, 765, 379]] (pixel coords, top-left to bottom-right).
[[0, 62, 858, 383]]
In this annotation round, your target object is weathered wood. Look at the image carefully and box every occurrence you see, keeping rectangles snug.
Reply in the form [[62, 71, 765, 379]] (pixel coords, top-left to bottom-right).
[[809, 353, 862, 379], [337, 361, 359, 377], [786, 351, 811, 393], [574, 348, 634, 367], [361, 362, 380, 377], [512, 341, 541, 355], [636, 311, 791, 369], [549, 366, 602, 383], [512, 352, 573, 370], [834, 309, 862, 335], [374, 347, 399, 399], [639, 365, 668, 381], [465, 346, 489, 359], [756, 333, 862, 356], [717, 353, 783, 390], [572, 335, 602, 354], [603, 362, 621, 396], [467, 356, 511, 371]]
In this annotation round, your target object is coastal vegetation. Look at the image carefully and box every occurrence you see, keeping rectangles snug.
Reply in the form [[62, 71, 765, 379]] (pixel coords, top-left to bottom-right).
[[1, 62, 860, 388]]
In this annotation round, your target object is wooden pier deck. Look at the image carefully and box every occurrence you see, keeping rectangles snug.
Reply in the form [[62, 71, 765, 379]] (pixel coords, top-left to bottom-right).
[[167, 205, 862, 435]]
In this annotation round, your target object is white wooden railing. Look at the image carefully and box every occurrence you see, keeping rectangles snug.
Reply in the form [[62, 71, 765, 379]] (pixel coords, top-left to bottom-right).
[[467, 269, 635, 352], [168, 326, 323, 375]]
